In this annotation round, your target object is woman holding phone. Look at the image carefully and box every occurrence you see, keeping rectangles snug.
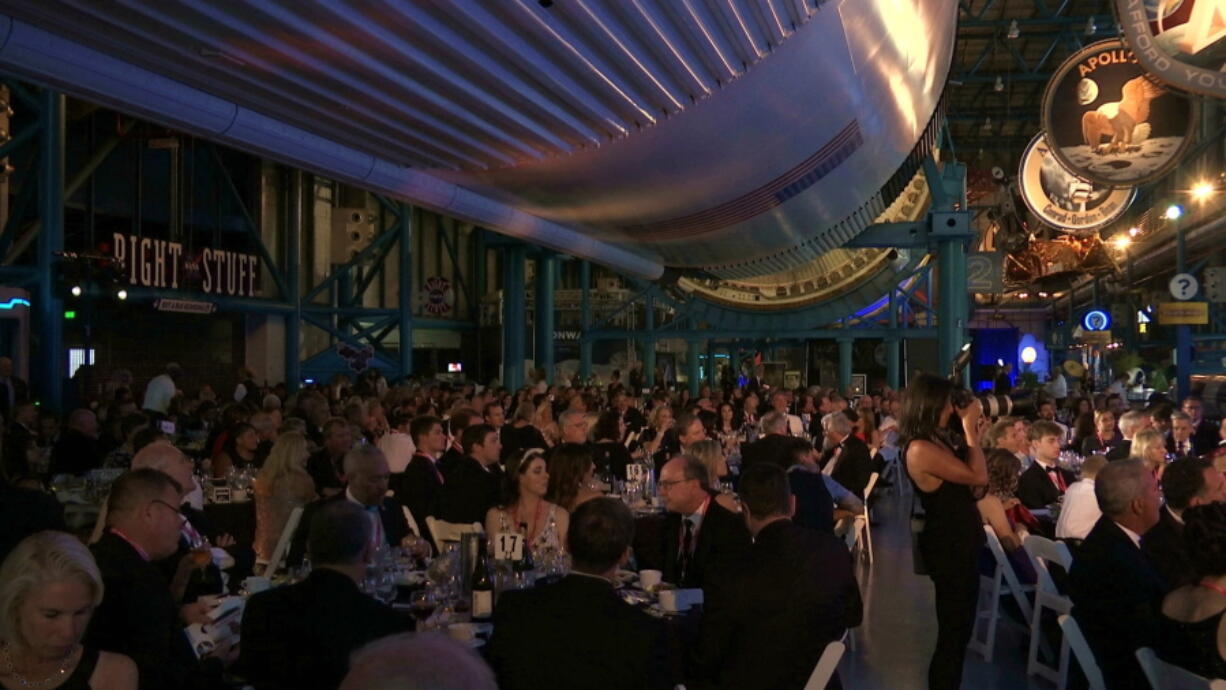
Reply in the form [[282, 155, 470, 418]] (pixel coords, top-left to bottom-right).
[[901, 373, 988, 690]]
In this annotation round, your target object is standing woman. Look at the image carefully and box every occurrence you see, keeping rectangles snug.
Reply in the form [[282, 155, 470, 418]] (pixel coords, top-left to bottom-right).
[[901, 373, 988, 690]]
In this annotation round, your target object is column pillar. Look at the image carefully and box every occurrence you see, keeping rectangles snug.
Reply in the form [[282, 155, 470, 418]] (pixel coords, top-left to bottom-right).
[[1176, 220, 1192, 399], [284, 169, 302, 391], [837, 337, 853, 394], [36, 91, 64, 411], [706, 340, 717, 387], [687, 339, 702, 397], [937, 236, 969, 377], [398, 203, 414, 380], [579, 260, 592, 380], [502, 246, 526, 390], [534, 253, 556, 384], [643, 294, 656, 387]]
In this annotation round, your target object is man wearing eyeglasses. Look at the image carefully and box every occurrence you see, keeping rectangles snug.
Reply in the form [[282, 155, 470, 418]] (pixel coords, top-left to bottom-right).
[[88, 468, 232, 688], [651, 455, 750, 592]]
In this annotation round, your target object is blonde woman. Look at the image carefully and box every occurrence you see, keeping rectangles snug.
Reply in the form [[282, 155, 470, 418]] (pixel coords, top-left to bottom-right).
[[0, 532, 136, 690], [253, 432, 318, 566], [1131, 429, 1170, 479], [532, 401, 560, 448], [688, 439, 738, 512]]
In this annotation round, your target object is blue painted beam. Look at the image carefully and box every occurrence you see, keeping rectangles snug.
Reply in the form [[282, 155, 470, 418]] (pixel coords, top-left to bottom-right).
[[585, 328, 938, 341], [285, 169, 302, 392], [35, 89, 63, 411], [399, 202, 413, 379], [579, 260, 592, 380], [535, 253, 556, 384], [502, 246, 526, 390]]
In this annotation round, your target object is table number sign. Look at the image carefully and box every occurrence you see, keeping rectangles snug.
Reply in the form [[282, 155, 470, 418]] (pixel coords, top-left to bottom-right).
[[493, 532, 524, 561]]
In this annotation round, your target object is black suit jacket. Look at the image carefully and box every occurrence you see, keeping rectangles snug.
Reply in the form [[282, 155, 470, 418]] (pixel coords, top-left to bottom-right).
[[287, 493, 414, 568], [696, 520, 862, 690], [1016, 462, 1074, 509], [740, 434, 799, 471], [305, 449, 345, 495], [1194, 420, 1220, 457], [591, 440, 634, 481], [1068, 517, 1166, 690], [87, 532, 217, 690], [237, 568, 411, 690], [620, 407, 647, 435], [48, 428, 101, 476], [830, 436, 874, 500], [657, 493, 752, 590], [1166, 436, 1197, 461], [439, 456, 502, 525], [490, 574, 669, 690], [392, 453, 444, 545], [1106, 439, 1132, 461], [0, 482, 65, 563], [1141, 506, 1193, 591], [437, 445, 464, 478], [788, 466, 836, 534]]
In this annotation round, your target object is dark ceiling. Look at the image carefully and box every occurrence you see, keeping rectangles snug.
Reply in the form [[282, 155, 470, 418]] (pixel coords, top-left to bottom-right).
[[947, 0, 1117, 170]]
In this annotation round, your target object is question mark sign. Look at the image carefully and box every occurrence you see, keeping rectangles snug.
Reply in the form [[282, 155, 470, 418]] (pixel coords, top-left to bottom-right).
[[1179, 278, 1192, 296]]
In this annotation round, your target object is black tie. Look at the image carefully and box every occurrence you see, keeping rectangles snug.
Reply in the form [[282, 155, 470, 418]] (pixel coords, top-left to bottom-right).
[[678, 518, 695, 583]]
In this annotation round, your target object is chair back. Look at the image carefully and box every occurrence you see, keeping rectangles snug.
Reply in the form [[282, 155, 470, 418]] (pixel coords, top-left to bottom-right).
[[1023, 533, 1073, 597], [1135, 648, 1226, 690], [983, 525, 1034, 622], [265, 505, 304, 577], [1059, 614, 1106, 690], [803, 640, 846, 690], [425, 516, 483, 543], [863, 472, 880, 505]]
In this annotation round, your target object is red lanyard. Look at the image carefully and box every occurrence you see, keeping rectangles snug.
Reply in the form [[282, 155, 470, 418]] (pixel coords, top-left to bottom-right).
[[1200, 580, 1226, 597]]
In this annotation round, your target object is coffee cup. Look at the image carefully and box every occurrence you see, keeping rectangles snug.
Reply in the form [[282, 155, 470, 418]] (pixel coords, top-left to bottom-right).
[[447, 623, 476, 642], [639, 569, 663, 590], [242, 576, 271, 594]]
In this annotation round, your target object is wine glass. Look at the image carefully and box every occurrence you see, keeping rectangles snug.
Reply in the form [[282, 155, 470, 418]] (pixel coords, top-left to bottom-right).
[[408, 589, 438, 629]]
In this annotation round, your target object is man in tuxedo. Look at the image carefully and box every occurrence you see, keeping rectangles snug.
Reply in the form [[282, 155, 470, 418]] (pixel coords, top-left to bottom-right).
[[696, 463, 861, 690], [48, 408, 102, 476], [740, 412, 796, 471], [240, 500, 411, 690], [1183, 396, 1219, 456], [290, 445, 424, 567], [438, 408, 477, 477], [1167, 412, 1198, 460], [1107, 411, 1148, 461], [0, 356, 28, 423], [744, 364, 766, 395], [614, 390, 647, 437], [1067, 459, 1165, 690], [1142, 457, 1226, 590], [654, 455, 751, 591], [1017, 421, 1076, 509], [306, 418, 353, 497], [392, 415, 447, 548], [87, 469, 229, 689], [821, 412, 874, 499], [440, 423, 503, 525], [491, 498, 669, 690], [674, 412, 708, 452]]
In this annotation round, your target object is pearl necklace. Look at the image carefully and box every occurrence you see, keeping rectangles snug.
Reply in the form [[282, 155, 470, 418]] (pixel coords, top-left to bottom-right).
[[0, 642, 78, 688]]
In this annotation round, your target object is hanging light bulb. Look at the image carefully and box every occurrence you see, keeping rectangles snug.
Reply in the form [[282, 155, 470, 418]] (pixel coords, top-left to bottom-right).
[[1084, 17, 1097, 35], [994, 75, 1005, 92], [1007, 19, 1020, 39], [70, 285, 82, 297]]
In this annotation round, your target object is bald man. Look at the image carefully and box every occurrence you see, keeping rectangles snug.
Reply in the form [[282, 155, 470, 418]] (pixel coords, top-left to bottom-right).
[[289, 445, 428, 568]]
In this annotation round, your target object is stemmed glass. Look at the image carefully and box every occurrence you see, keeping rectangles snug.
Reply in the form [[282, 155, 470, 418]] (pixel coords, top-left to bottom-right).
[[408, 589, 438, 630]]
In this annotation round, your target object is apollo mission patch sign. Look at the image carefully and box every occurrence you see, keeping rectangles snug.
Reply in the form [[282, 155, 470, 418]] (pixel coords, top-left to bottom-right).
[[1041, 39, 1197, 186], [1018, 133, 1136, 233], [1117, 0, 1226, 98]]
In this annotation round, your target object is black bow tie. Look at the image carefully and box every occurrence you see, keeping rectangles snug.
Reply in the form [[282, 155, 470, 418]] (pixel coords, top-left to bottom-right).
[[1044, 465, 1059, 473]]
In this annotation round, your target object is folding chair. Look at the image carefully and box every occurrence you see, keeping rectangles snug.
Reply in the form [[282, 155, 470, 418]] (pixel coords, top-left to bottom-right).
[[803, 640, 846, 690], [969, 526, 1035, 662], [1135, 648, 1226, 690], [845, 472, 879, 565], [424, 516, 483, 544], [262, 505, 304, 577], [1024, 534, 1074, 689], [1058, 614, 1106, 690]]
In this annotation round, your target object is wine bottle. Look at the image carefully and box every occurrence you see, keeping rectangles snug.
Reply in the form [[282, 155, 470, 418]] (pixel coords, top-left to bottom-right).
[[471, 539, 494, 620], [513, 522, 535, 574]]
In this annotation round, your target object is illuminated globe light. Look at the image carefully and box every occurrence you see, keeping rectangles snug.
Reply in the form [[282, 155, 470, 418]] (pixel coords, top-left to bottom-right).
[[1192, 181, 1216, 203], [1021, 346, 1038, 365], [1128, 226, 1141, 237], [70, 285, 82, 297], [1165, 204, 1184, 221], [1111, 235, 1132, 251], [116, 289, 128, 301]]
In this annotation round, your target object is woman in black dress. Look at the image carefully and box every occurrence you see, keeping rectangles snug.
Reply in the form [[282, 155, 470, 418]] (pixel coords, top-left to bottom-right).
[[0, 531, 136, 690], [900, 373, 988, 690], [589, 411, 633, 481]]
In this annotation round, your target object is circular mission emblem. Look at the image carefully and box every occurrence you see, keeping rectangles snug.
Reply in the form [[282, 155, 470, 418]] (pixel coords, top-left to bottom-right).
[[1041, 39, 1197, 186], [1017, 133, 1136, 233]]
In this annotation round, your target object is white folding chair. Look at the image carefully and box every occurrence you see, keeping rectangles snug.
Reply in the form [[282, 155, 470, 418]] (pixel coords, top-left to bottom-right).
[[970, 526, 1035, 662], [877, 445, 905, 494], [844, 472, 879, 565], [424, 516, 483, 544], [1058, 614, 1106, 690], [262, 506, 304, 577], [1136, 647, 1226, 690], [1023, 534, 1074, 689], [803, 640, 846, 690]]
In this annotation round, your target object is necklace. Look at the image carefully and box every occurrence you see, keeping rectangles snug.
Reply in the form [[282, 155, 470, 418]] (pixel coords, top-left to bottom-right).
[[0, 642, 79, 688]]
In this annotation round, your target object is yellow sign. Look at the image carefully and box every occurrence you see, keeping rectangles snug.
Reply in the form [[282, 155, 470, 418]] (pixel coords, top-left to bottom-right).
[[1158, 302, 1209, 325], [1079, 330, 1113, 346]]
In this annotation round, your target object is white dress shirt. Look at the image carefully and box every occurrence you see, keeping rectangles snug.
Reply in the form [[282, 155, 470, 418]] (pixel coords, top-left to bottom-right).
[[142, 373, 176, 413], [1055, 478, 1101, 540], [786, 414, 805, 437]]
